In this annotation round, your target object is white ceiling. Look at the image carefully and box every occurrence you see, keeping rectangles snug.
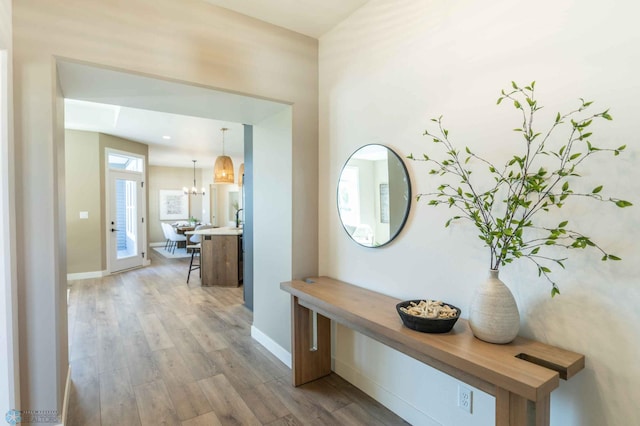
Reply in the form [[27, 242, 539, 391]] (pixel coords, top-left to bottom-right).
[[59, 61, 288, 168], [60, 2, 371, 168], [201, 0, 369, 38]]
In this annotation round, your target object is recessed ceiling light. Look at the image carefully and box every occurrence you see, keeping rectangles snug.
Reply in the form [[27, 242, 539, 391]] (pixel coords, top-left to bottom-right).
[[162, 135, 171, 140]]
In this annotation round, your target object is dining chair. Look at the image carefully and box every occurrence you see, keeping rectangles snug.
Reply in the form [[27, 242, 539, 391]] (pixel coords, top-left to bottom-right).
[[166, 224, 187, 254], [160, 222, 173, 250]]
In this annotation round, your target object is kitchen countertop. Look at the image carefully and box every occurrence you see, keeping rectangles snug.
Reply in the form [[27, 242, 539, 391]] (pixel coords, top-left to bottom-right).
[[185, 226, 243, 236]]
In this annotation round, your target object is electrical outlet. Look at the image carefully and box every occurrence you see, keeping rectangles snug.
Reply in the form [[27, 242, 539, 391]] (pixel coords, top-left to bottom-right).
[[458, 385, 473, 413]]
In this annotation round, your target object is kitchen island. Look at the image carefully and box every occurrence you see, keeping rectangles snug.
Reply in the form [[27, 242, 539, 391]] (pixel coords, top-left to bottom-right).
[[187, 227, 243, 287]]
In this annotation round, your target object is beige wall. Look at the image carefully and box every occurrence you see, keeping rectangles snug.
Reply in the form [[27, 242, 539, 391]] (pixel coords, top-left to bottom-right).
[[149, 165, 205, 243], [13, 0, 318, 413], [65, 130, 148, 274], [320, 0, 640, 424], [65, 130, 101, 273]]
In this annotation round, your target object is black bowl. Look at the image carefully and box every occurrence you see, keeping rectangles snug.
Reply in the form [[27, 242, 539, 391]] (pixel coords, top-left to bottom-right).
[[396, 300, 461, 333]]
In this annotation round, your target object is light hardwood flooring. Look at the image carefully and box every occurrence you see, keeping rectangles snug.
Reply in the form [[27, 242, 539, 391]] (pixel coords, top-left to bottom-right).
[[67, 251, 409, 426]]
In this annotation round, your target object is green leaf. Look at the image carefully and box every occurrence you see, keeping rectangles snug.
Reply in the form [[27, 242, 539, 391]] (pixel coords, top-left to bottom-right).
[[618, 145, 627, 151], [592, 185, 603, 194], [569, 153, 581, 160], [615, 200, 633, 208], [497, 97, 503, 105], [562, 181, 569, 191], [514, 100, 521, 109], [423, 154, 429, 160], [512, 81, 518, 89], [541, 266, 551, 273], [407, 153, 414, 160], [555, 112, 561, 123], [551, 287, 560, 297], [608, 254, 622, 261], [559, 220, 568, 228]]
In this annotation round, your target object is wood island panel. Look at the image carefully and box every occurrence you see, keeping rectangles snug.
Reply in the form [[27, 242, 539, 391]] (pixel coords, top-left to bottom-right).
[[201, 235, 240, 287], [280, 276, 585, 426]]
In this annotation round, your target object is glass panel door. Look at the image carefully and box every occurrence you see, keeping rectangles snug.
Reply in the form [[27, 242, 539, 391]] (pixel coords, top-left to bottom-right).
[[109, 171, 143, 272]]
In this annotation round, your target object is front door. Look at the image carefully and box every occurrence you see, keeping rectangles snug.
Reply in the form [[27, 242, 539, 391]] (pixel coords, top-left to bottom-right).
[[108, 170, 144, 272]]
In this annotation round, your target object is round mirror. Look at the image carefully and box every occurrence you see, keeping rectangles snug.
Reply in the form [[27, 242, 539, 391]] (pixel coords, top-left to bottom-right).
[[337, 144, 411, 247]]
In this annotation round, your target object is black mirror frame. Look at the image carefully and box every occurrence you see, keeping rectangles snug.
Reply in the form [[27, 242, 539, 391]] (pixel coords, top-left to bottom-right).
[[337, 144, 412, 248]]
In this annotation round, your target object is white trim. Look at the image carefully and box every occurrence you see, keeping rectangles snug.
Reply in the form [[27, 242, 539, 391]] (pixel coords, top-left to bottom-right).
[[67, 270, 107, 281], [250, 325, 292, 368], [333, 358, 439, 426], [149, 241, 166, 247], [105, 148, 147, 274], [57, 366, 71, 426], [0, 47, 19, 416]]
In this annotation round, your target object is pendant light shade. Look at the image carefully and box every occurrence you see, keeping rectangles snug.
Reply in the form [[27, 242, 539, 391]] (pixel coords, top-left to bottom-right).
[[214, 127, 235, 184], [238, 163, 244, 187]]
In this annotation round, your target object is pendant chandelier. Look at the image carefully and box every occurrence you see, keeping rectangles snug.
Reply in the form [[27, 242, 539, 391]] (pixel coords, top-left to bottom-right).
[[214, 127, 235, 184], [183, 160, 205, 195]]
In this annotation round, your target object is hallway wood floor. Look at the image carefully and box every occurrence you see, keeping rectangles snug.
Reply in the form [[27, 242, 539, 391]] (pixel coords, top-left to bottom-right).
[[67, 251, 409, 426]]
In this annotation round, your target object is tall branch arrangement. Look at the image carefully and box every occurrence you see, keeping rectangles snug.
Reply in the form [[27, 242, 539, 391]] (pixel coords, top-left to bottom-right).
[[409, 82, 632, 297]]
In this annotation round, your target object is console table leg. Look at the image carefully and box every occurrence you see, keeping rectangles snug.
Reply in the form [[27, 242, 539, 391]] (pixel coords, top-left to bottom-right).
[[533, 395, 550, 426], [496, 388, 550, 426], [290, 296, 331, 386]]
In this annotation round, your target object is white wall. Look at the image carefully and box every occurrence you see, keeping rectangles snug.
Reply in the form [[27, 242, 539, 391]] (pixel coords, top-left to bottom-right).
[[319, 0, 640, 424], [0, 0, 19, 416], [253, 107, 293, 353]]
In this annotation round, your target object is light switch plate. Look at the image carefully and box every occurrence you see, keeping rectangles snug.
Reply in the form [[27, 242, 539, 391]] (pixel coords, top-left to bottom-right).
[[79, 211, 89, 219]]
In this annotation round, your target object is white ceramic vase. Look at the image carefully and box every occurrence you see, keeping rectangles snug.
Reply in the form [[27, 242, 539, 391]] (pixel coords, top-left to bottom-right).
[[468, 269, 520, 344]]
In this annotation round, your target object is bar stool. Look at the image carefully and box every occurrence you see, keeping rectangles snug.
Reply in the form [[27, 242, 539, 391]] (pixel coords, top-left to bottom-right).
[[187, 224, 213, 283]]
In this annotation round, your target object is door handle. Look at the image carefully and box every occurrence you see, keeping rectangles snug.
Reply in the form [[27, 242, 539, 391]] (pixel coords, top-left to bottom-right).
[[111, 228, 119, 232]]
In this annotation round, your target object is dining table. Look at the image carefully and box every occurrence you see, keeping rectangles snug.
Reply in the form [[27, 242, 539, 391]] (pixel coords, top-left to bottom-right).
[[174, 225, 195, 249]]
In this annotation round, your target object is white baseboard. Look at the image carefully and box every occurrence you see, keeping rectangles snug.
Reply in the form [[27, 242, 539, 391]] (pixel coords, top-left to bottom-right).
[[250, 325, 292, 368], [333, 358, 441, 426], [66, 270, 107, 281], [57, 365, 71, 426]]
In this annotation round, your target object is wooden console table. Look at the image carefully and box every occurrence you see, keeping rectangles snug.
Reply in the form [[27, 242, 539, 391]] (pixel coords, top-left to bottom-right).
[[280, 276, 584, 426]]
